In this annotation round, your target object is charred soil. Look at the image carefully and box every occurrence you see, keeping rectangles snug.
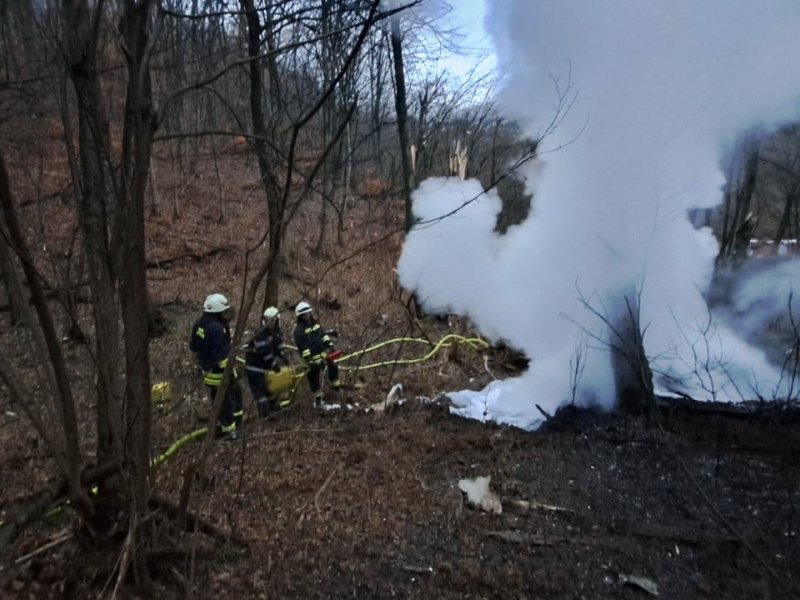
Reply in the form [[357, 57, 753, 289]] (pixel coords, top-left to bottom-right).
[[3, 396, 799, 599]]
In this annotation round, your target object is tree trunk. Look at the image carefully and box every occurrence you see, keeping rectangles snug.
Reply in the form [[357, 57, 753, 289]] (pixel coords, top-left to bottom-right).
[[0, 153, 92, 520], [242, 0, 285, 309], [339, 120, 353, 245], [118, 0, 157, 532], [717, 137, 760, 268], [610, 289, 655, 415], [61, 1, 158, 551], [389, 15, 413, 232], [0, 220, 26, 325], [773, 187, 798, 245], [63, 0, 124, 472]]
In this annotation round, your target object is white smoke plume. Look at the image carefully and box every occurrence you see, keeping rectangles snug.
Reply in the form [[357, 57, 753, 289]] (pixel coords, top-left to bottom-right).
[[718, 258, 800, 354], [397, 1, 800, 429]]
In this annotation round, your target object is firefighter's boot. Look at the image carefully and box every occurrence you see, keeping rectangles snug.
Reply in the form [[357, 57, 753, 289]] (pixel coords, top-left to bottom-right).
[[256, 397, 270, 418]]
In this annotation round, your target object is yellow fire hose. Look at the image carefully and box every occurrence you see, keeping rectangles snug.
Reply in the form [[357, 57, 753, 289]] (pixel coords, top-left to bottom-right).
[[334, 334, 489, 371], [149, 427, 208, 470], [0, 334, 490, 530], [150, 334, 488, 469], [146, 334, 488, 470]]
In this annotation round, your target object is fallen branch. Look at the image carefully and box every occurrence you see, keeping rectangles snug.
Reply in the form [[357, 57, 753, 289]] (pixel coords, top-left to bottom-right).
[[609, 521, 737, 546], [148, 495, 244, 546], [535, 404, 552, 421], [620, 574, 659, 596], [658, 395, 800, 422], [483, 355, 498, 380], [400, 564, 434, 575], [487, 530, 569, 546], [110, 514, 136, 600], [12, 531, 73, 566], [146, 247, 228, 269], [530, 501, 574, 514], [0, 286, 92, 313], [0, 461, 119, 560], [0, 488, 59, 560], [314, 464, 341, 516], [169, 566, 191, 596]]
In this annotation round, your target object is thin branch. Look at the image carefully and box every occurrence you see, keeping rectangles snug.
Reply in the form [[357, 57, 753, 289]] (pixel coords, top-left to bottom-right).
[[156, 2, 414, 125]]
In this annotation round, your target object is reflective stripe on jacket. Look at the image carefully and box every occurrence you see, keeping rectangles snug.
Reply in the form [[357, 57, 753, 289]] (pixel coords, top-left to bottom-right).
[[191, 314, 234, 385], [202, 357, 232, 387], [293, 320, 332, 363]]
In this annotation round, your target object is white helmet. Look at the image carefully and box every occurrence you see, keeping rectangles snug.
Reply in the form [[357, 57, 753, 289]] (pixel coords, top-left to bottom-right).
[[263, 306, 279, 320], [203, 293, 230, 314], [295, 301, 312, 316]]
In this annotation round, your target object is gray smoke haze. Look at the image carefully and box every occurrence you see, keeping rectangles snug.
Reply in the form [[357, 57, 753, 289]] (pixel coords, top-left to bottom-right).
[[398, 1, 800, 428], [719, 258, 800, 357]]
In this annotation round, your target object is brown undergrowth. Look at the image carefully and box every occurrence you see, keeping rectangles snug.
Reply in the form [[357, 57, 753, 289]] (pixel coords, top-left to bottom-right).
[[1, 127, 799, 598]]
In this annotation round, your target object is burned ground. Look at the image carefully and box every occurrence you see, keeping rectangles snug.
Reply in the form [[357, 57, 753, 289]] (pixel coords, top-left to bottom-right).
[[3, 386, 799, 599], [0, 137, 799, 599]]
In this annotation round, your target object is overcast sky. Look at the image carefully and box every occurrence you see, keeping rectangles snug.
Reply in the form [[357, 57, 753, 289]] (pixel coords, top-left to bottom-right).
[[436, 0, 495, 81]]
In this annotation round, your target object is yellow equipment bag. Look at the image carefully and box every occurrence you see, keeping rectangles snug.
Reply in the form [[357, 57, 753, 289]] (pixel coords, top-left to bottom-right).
[[266, 366, 295, 395], [151, 382, 172, 405]]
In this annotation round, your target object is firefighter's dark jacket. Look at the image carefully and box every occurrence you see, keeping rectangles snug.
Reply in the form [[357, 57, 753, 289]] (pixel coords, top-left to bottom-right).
[[190, 314, 232, 385], [293, 319, 332, 363], [245, 324, 283, 370]]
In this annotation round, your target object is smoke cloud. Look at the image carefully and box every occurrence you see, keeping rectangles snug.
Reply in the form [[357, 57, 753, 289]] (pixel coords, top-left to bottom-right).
[[397, 1, 800, 429]]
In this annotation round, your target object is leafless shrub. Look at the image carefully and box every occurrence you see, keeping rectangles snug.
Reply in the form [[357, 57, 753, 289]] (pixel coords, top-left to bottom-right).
[[569, 338, 588, 406], [574, 284, 655, 415], [777, 292, 800, 405]]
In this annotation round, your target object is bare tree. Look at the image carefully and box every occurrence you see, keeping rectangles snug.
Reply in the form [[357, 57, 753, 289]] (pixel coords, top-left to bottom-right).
[[240, 0, 381, 307], [0, 216, 27, 324], [0, 150, 94, 530], [717, 130, 763, 268], [0, 0, 160, 582], [577, 285, 655, 414], [389, 10, 414, 232], [759, 124, 800, 246]]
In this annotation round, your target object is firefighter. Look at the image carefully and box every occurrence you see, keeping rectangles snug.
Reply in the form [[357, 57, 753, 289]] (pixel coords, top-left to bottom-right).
[[244, 306, 285, 417], [293, 301, 341, 407], [190, 293, 244, 438]]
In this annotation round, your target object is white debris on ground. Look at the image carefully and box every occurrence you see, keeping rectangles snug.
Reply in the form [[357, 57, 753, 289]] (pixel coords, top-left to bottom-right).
[[447, 380, 545, 431], [317, 401, 358, 412], [619, 574, 660, 596], [458, 475, 502, 515], [369, 383, 404, 413]]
